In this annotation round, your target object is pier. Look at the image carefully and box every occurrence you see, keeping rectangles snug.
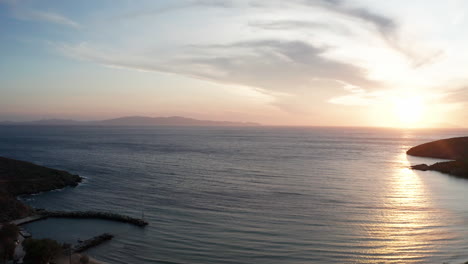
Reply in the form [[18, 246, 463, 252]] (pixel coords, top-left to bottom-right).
[[10, 215, 46, 225], [38, 210, 149, 227], [11, 209, 148, 227], [73, 233, 114, 253]]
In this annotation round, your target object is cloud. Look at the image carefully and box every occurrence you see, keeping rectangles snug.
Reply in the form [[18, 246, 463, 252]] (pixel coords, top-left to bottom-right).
[[116, 0, 235, 19], [441, 87, 468, 105], [113, 0, 441, 69], [249, 20, 351, 35], [58, 43, 160, 71], [248, 0, 441, 68], [322, 1, 442, 68], [1, 0, 80, 28], [328, 88, 380, 106], [63, 40, 378, 92], [302, 0, 395, 32], [60, 39, 382, 113], [55, 0, 444, 114], [20, 10, 80, 28], [116, 0, 395, 37], [169, 40, 378, 93]]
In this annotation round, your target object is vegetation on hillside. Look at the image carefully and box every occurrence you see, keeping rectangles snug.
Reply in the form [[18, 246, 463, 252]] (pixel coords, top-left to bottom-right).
[[0, 223, 19, 263], [22, 238, 62, 264], [0, 156, 82, 222]]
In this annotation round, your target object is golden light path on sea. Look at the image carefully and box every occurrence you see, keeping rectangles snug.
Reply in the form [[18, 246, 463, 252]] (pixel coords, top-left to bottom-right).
[[356, 152, 452, 263]]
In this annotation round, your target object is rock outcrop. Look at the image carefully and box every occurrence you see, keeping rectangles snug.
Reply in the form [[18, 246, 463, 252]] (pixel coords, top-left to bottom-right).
[[411, 161, 468, 178], [408, 137, 468, 178], [407, 137, 468, 160]]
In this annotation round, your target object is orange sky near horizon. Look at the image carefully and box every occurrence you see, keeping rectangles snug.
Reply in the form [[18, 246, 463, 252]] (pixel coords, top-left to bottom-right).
[[1, 0, 467, 128]]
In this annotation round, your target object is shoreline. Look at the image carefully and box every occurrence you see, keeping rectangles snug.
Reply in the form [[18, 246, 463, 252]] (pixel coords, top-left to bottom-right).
[[408, 137, 468, 178], [0, 156, 147, 263], [0, 156, 82, 222]]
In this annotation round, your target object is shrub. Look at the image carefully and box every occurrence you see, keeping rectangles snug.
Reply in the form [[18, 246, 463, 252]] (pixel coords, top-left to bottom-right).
[[0, 223, 19, 262], [80, 254, 90, 264], [22, 238, 62, 264]]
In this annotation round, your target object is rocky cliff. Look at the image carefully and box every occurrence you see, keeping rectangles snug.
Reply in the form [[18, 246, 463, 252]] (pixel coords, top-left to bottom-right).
[[407, 137, 468, 160], [408, 137, 468, 178]]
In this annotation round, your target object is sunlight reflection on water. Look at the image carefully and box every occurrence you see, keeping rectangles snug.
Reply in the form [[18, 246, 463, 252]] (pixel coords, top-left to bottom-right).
[[358, 152, 455, 263], [8, 127, 468, 263]]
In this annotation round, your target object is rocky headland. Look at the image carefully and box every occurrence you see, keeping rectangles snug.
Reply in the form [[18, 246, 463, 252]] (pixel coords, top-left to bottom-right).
[[0, 156, 148, 263], [407, 137, 468, 178], [0, 156, 82, 222]]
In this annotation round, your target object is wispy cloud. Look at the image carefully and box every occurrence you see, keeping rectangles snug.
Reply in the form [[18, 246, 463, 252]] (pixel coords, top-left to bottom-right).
[[442, 87, 468, 105], [19, 10, 80, 28], [1, 0, 80, 29], [297, 0, 396, 34], [116, 0, 234, 19], [171, 40, 378, 92], [247, 0, 441, 68], [112, 0, 441, 69], [51, 1, 461, 117], [249, 20, 351, 35], [328, 86, 381, 106], [59, 39, 383, 113]]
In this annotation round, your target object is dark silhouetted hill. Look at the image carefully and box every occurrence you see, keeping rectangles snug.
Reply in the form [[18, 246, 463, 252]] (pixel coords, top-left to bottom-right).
[[0, 157, 82, 222], [408, 137, 468, 178], [407, 137, 468, 160]]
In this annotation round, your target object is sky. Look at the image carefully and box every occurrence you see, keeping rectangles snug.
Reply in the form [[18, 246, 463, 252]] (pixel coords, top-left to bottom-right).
[[0, 0, 467, 127]]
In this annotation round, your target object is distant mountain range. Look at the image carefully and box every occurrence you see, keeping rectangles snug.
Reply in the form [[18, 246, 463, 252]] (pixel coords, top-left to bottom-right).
[[0, 116, 260, 127]]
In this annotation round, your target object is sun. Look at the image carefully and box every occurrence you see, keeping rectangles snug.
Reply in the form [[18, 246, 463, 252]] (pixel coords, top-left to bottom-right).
[[393, 97, 425, 127]]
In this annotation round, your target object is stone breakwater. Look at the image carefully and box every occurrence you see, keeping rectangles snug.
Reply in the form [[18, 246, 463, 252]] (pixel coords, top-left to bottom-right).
[[73, 233, 114, 253], [37, 210, 149, 227]]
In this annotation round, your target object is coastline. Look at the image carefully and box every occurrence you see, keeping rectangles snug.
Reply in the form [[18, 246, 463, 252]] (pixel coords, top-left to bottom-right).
[[408, 137, 468, 178], [0, 156, 82, 222], [0, 156, 146, 263]]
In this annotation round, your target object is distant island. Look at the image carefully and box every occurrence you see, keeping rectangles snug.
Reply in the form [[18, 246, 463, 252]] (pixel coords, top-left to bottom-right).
[[0, 116, 261, 127], [407, 137, 468, 178]]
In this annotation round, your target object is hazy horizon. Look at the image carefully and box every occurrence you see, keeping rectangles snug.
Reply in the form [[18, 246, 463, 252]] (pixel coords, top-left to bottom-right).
[[1, 0, 468, 128], [2, 115, 467, 130]]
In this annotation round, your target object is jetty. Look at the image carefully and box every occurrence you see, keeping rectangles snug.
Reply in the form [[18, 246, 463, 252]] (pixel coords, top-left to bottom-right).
[[11, 215, 46, 225], [10, 209, 148, 228], [73, 233, 114, 253], [37, 209, 149, 227]]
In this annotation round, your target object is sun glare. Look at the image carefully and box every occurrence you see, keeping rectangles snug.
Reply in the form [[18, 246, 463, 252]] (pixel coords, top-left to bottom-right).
[[393, 97, 425, 127]]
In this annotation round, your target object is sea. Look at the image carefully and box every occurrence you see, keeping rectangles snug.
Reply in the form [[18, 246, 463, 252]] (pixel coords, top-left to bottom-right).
[[1, 125, 468, 264]]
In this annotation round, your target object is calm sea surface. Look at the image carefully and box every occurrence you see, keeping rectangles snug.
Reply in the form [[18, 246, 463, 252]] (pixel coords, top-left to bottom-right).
[[1, 126, 468, 263]]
